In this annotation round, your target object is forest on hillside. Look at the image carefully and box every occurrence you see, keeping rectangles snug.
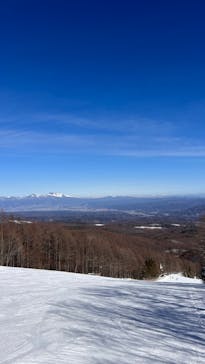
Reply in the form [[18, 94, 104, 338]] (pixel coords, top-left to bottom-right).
[[0, 214, 204, 279]]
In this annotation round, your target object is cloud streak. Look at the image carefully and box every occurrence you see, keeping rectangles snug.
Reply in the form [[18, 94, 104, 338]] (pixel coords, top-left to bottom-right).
[[0, 128, 204, 158], [0, 111, 177, 136]]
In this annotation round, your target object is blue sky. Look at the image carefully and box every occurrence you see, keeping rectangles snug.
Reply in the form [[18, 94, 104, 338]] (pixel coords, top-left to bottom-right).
[[0, 0, 205, 196]]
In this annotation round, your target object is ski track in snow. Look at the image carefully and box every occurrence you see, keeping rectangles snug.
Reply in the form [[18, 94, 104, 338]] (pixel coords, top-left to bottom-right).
[[0, 267, 204, 364]]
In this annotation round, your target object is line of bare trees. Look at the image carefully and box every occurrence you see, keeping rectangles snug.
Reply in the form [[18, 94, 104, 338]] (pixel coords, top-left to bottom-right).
[[0, 215, 201, 279]]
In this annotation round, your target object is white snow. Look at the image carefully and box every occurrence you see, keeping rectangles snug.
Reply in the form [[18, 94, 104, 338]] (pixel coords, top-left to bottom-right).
[[135, 225, 163, 230], [28, 192, 71, 198], [0, 267, 204, 364], [45, 192, 72, 198], [157, 273, 202, 283], [47, 192, 67, 198], [10, 220, 32, 224]]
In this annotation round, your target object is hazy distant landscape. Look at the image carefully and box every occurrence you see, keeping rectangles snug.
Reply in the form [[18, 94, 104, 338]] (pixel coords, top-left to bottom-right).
[[1, 193, 205, 281], [1, 193, 205, 223]]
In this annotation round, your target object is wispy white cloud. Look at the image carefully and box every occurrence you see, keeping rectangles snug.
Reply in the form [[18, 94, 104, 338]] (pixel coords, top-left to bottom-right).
[[112, 148, 205, 157], [32, 112, 176, 135], [0, 111, 177, 136], [0, 129, 95, 149], [0, 128, 204, 157]]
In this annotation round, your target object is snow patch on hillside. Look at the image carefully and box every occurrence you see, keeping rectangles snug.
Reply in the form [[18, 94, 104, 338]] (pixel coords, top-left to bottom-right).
[[135, 225, 163, 230], [158, 273, 203, 283]]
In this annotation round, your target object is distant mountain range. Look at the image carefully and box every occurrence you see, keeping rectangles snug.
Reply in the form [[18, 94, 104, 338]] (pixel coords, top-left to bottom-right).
[[1, 193, 205, 218]]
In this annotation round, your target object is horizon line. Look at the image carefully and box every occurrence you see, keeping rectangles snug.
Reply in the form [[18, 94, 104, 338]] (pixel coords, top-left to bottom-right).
[[1, 192, 205, 199]]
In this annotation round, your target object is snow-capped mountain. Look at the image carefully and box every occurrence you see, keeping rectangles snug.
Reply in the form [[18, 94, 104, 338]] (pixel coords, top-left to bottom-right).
[[46, 192, 71, 198], [0, 192, 81, 211], [1, 193, 205, 215], [26, 192, 72, 198], [0, 192, 72, 198]]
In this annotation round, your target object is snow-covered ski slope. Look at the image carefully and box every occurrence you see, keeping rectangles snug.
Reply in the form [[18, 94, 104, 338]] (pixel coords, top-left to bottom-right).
[[0, 267, 204, 364]]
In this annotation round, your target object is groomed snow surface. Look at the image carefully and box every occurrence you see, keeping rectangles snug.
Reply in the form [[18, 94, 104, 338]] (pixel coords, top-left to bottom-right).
[[0, 267, 204, 364]]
